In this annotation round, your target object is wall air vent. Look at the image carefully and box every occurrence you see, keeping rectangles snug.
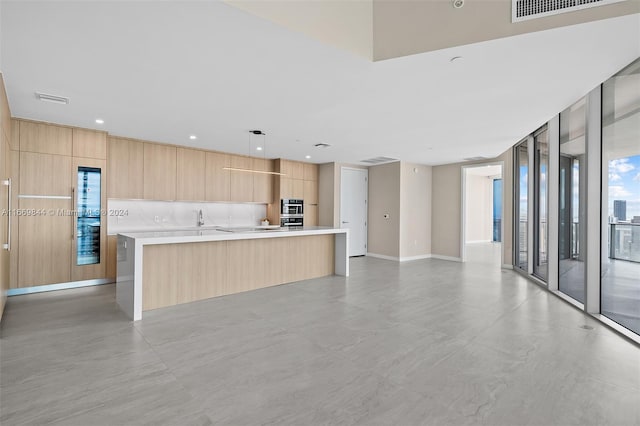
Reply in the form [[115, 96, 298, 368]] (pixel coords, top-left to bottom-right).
[[512, 0, 626, 22], [463, 156, 488, 161], [35, 92, 70, 105], [360, 156, 398, 165]]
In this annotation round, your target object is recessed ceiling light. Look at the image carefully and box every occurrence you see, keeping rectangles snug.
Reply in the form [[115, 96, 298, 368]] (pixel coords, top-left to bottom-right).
[[189, 135, 197, 140], [452, 0, 464, 8], [256, 146, 263, 151], [95, 119, 104, 124], [305, 155, 311, 159]]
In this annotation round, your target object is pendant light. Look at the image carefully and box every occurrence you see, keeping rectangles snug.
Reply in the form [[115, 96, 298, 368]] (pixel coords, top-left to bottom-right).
[[223, 130, 286, 176]]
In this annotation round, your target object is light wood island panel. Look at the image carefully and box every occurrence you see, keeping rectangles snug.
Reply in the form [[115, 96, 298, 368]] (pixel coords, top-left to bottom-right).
[[141, 234, 335, 312]]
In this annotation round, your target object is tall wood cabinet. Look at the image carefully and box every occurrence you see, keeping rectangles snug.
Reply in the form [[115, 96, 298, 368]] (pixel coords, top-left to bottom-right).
[[14, 120, 109, 288], [273, 159, 318, 226]]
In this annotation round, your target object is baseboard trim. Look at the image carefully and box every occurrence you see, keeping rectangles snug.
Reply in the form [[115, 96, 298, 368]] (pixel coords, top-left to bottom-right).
[[399, 254, 432, 262], [366, 252, 399, 261], [501, 264, 514, 270], [430, 254, 462, 262], [366, 253, 433, 262], [8, 278, 115, 296]]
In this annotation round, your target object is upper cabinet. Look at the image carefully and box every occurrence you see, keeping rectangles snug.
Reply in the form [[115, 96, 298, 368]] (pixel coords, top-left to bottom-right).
[[19, 121, 72, 156], [304, 163, 318, 181], [143, 143, 176, 200], [72, 128, 107, 159], [107, 137, 144, 199], [205, 151, 230, 202], [280, 159, 304, 180], [229, 155, 253, 202], [252, 158, 274, 203], [177, 147, 206, 201]]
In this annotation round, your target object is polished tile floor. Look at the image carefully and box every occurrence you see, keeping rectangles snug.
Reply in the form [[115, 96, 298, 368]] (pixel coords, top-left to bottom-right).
[[1, 251, 639, 425]]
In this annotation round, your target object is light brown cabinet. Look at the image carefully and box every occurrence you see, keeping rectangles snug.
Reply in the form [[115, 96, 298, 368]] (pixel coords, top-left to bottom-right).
[[107, 137, 144, 199], [106, 235, 117, 280], [19, 121, 72, 156], [18, 198, 72, 287], [252, 158, 274, 203], [303, 180, 318, 204], [292, 178, 304, 199], [280, 159, 304, 180], [229, 155, 253, 202], [73, 128, 107, 159], [143, 143, 176, 200], [205, 151, 230, 201], [177, 147, 206, 201], [303, 163, 318, 181], [305, 205, 318, 226], [20, 152, 72, 196]]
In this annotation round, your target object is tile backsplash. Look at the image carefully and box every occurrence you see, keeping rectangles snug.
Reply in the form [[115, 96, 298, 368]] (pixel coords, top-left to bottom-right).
[[107, 199, 267, 234]]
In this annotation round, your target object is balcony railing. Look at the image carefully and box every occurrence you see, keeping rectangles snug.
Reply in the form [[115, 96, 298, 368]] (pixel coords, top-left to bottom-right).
[[609, 223, 640, 263]]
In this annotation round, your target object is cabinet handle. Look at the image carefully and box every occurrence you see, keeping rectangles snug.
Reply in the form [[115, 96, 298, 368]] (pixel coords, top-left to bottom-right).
[[71, 187, 75, 239], [3, 179, 11, 251]]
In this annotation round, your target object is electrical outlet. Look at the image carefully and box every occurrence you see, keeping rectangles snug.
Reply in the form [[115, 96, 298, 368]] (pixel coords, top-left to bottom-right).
[[154, 215, 160, 223]]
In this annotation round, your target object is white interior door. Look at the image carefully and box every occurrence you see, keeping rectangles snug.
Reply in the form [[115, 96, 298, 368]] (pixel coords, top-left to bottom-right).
[[340, 168, 368, 256]]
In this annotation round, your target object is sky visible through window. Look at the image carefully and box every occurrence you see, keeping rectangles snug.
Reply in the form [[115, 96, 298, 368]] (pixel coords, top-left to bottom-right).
[[608, 154, 640, 219]]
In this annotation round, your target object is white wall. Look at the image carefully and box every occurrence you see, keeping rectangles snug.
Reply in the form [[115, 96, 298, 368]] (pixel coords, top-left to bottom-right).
[[107, 200, 266, 234], [464, 174, 493, 243]]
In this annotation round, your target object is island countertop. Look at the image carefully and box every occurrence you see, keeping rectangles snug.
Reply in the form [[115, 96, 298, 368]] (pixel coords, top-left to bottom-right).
[[119, 226, 347, 245], [116, 226, 349, 321]]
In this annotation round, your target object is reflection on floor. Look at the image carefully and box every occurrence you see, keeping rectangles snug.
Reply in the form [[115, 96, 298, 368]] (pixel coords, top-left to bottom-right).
[[1, 256, 639, 425], [602, 258, 640, 335]]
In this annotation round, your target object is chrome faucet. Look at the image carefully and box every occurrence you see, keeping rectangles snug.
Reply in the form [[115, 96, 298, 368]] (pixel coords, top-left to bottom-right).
[[197, 209, 205, 227]]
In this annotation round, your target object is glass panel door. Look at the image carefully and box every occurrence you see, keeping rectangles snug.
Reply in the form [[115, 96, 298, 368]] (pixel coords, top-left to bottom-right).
[[493, 178, 502, 242], [601, 58, 640, 335], [515, 141, 529, 271], [534, 127, 549, 281], [76, 166, 101, 265], [559, 97, 587, 303]]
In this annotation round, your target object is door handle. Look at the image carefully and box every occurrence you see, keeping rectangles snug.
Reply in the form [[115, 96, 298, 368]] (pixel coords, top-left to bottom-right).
[[3, 179, 11, 251]]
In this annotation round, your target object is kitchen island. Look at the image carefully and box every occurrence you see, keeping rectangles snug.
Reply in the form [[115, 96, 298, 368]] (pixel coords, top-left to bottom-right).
[[116, 227, 348, 320]]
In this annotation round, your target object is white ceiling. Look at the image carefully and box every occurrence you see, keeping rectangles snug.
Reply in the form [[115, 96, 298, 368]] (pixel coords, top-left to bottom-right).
[[1, 1, 638, 166]]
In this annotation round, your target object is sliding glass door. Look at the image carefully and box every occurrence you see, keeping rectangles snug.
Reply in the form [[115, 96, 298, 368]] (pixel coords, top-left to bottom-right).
[[559, 97, 587, 303], [515, 141, 529, 271], [601, 58, 640, 335], [533, 127, 549, 281]]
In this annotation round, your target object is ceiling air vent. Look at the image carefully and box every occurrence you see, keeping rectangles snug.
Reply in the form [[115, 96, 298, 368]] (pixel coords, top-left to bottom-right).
[[512, 0, 625, 22], [463, 156, 487, 162], [360, 156, 398, 165], [35, 92, 70, 105]]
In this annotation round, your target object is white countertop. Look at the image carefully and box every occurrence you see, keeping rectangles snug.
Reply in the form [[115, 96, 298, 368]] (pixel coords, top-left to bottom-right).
[[119, 226, 347, 245]]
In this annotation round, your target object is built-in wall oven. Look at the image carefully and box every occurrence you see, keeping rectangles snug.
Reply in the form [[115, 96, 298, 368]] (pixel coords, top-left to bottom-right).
[[280, 198, 303, 228]]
